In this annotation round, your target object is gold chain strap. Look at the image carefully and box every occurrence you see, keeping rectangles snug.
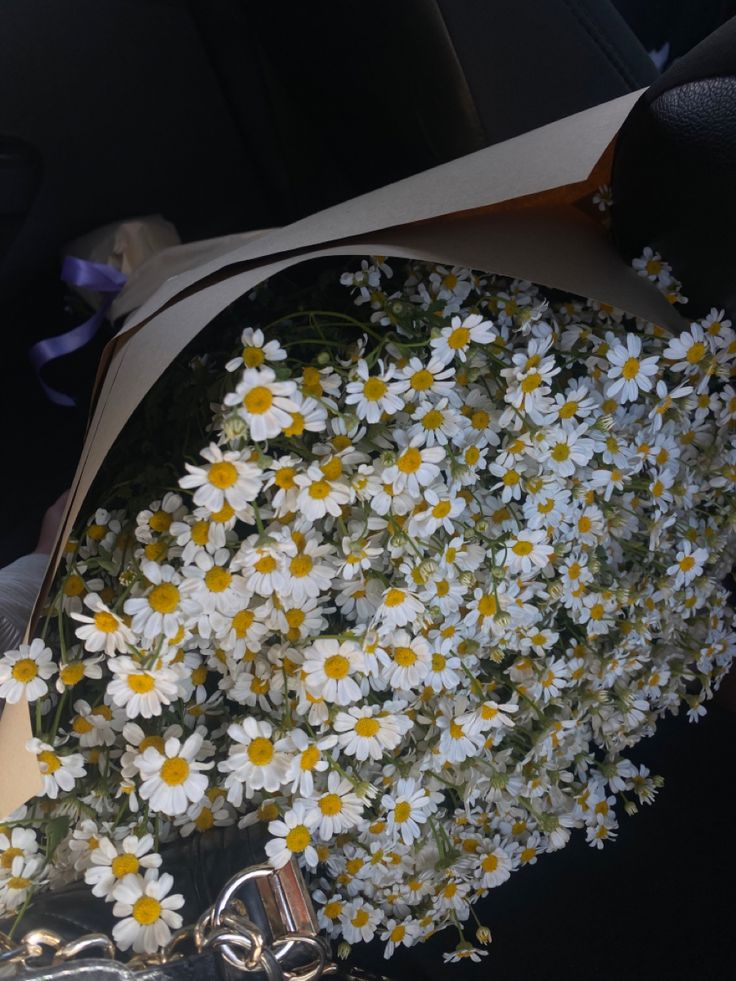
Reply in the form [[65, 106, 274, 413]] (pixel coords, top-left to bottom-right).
[[0, 858, 331, 979]]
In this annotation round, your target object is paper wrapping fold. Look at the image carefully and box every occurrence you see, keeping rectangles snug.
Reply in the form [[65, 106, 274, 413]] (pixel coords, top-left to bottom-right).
[[0, 89, 687, 819]]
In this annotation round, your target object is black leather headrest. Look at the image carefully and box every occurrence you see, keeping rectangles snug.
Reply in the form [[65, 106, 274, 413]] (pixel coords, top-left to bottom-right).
[[612, 18, 736, 317]]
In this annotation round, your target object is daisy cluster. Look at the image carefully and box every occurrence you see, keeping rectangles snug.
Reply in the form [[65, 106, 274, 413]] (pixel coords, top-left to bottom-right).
[[2, 249, 736, 963]]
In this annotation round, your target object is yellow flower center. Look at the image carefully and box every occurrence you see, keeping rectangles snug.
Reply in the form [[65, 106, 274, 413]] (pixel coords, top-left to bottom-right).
[[211, 503, 235, 523], [133, 896, 162, 925], [243, 386, 274, 414], [551, 442, 570, 462], [512, 540, 533, 556], [284, 412, 305, 438], [477, 594, 497, 617], [449, 720, 465, 740], [410, 369, 433, 391], [432, 500, 452, 519], [447, 326, 469, 350], [393, 801, 412, 823], [63, 574, 86, 597], [397, 447, 422, 474], [148, 582, 179, 613], [38, 750, 61, 773], [6, 876, 30, 890], [589, 603, 604, 620], [502, 469, 520, 486], [149, 510, 172, 533], [128, 673, 155, 694], [1, 847, 23, 869], [558, 400, 578, 419], [363, 377, 387, 401], [393, 646, 417, 667], [308, 480, 331, 500], [390, 924, 406, 943], [621, 357, 640, 380], [72, 716, 94, 735], [521, 372, 541, 394], [11, 659, 38, 683], [482, 854, 498, 873], [319, 793, 343, 816], [678, 555, 695, 572], [87, 523, 107, 542], [285, 609, 305, 630], [323, 654, 350, 679], [232, 609, 255, 637], [195, 807, 215, 831], [323, 900, 343, 920], [254, 555, 277, 574], [111, 853, 140, 878], [247, 737, 274, 766], [383, 588, 406, 608], [351, 909, 370, 928], [285, 825, 311, 852], [431, 653, 447, 672], [578, 516, 592, 533], [290, 554, 313, 578], [686, 341, 706, 364], [421, 409, 443, 430], [161, 757, 190, 786], [208, 461, 238, 489], [94, 610, 119, 633], [464, 446, 480, 466], [204, 567, 232, 593], [354, 716, 380, 738], [243, 347, 265, 367], [300, 746, 321, 770]]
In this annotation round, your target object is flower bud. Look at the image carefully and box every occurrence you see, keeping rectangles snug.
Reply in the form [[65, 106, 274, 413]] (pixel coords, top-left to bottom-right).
[[337, 942, 352, 961], [316, 351, 331, 366], [476, 926, 492, 945], [221, 414, 247, 441]]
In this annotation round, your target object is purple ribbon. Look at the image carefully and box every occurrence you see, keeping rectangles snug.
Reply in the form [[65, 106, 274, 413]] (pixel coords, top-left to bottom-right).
[[28, 256, 127, 407]]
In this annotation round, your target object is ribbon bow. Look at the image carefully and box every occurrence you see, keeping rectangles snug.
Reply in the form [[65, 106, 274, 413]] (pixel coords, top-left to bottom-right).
[[29, 256, 127, 407]]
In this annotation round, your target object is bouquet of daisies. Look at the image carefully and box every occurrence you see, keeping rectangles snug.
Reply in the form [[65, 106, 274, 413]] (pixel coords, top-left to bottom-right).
[[1, 241, 735, 964]]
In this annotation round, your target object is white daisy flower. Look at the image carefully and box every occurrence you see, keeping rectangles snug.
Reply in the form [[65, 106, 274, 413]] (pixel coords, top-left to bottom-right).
[[223, 366, 298, 441], [137, 733, 213, 815], [344, 359, 408, 424], [408, 398, 461, 447], [225, 326, 287, 372], [606, 334, 659, 403], [232, 534, 294, 598], [111, 871, 185, 954], [377, 631, 431, 690], [282, 393, 328, 438], [283, 729, 338, 797], [179, 443, 262, 513], [0, 827, 39, 872], [55, 654, 103, 693], [504, 528, 554, 576], [424, 649, 462, 692], [430, 313, 496, 364], [663, 324, 711, 373], [71, 594, 135, 655], [180, 548, 250, 617], [294, 465, 354, 521], [302, 638, 365, 705], [538, 425, 595, 478], [69, 699, 120, 748], [334, 705, 410, 761], [219, 718, 291, 805], [281, 537, 336, 604], [381, 917, 422, 958], [382, 434, 444, 496], [401, 356, 457, 403], [666, 542, 709, 588], [124, 561, 184, 640], [175, 792, 233, 837], [85, 834, 162, 900], [2, 855, 43, 911], [381, 778, 436, 845], [302, 771, 365, 840], [436, 713, 483, 764], [265, 801, 320, 869], [135, 492, 185, 545], [475, 840, 514, 888], [26, 738, 86, 799], [340, 899, 382, 944], [107, 656, 181, 719], [0, 639, 56, 703]]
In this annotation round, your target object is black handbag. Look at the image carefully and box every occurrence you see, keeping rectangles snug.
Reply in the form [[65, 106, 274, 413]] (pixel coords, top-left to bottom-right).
[[0, 824, 385, 981]]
